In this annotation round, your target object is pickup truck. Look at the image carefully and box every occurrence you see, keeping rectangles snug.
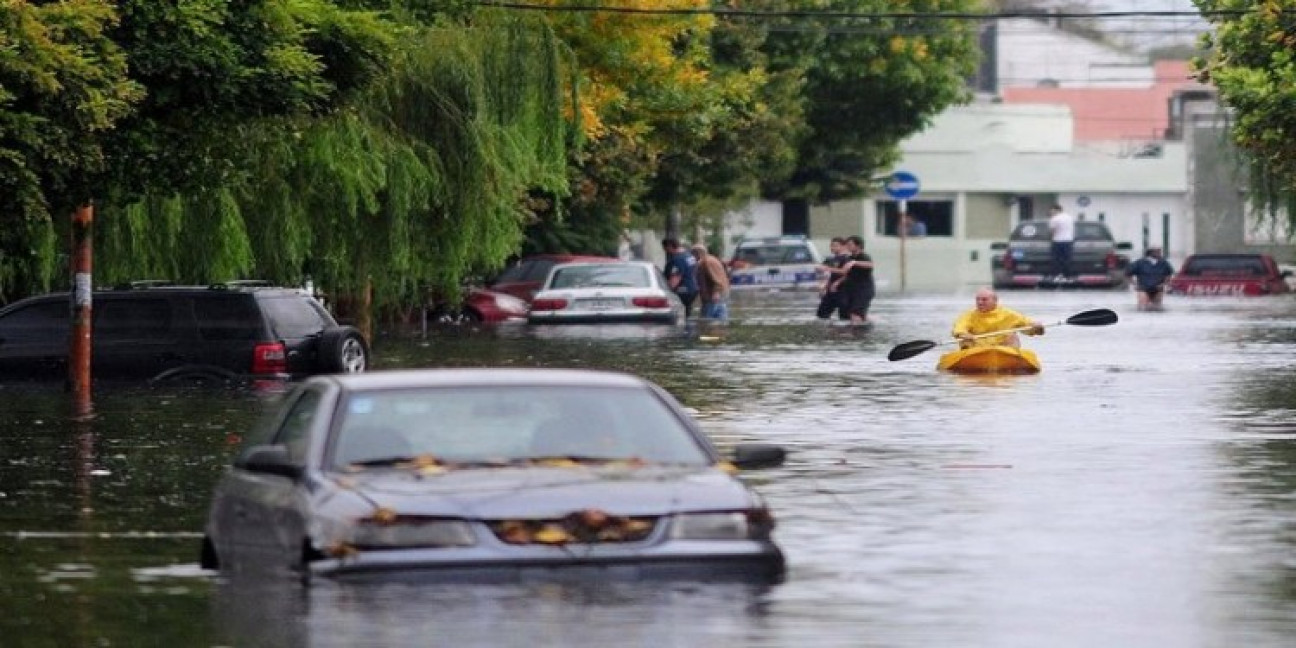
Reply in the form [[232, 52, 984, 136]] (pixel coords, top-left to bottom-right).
[[1167, 253, 1292, 296], [990, 220, 1132, 289]]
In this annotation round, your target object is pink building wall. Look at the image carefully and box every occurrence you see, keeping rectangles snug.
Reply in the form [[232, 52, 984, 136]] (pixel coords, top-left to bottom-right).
[[1000, 61, 1206, 142]]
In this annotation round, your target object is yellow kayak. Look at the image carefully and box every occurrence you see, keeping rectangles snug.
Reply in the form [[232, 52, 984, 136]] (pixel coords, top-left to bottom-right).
[[937, 345, 1041, 374]]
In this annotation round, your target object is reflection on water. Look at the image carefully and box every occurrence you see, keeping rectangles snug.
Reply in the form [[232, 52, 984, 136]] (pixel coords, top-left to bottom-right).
[[2, 289, 1296, 646], [212, 579, 776, 648]]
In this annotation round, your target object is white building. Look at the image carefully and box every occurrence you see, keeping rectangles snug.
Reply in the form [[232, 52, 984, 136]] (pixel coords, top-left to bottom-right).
[[805, 102, 1188, 292], [993, 17, 1152, 89], [707, 16, 1286, 290]]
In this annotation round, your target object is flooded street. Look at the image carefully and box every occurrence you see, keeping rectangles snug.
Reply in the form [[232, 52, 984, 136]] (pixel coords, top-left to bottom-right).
[[3, 288, 1295, 647]]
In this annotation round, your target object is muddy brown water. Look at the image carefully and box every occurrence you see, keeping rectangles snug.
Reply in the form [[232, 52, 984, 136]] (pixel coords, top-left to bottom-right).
[[2, 288, 1294, 647]]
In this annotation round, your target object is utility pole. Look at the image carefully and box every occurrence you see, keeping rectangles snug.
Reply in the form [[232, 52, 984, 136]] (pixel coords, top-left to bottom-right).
[[898, 200, 908, 293], [68, 203, 94, 408]]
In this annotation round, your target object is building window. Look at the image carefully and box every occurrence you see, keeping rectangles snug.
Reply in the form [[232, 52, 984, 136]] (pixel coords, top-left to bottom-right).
[[876, 200, 953, 237], [1244, 204, 1292, 244]]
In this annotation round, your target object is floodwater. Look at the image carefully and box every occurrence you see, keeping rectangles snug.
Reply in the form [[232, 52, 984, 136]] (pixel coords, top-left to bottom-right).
[[2, 288, 1295, 648]]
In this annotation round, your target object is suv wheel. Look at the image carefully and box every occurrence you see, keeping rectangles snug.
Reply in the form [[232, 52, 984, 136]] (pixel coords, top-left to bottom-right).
[[318, 327, 368, 374]]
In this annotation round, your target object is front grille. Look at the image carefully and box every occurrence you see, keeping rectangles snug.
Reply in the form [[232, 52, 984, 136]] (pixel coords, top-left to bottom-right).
[[487, 512, 658, 545]]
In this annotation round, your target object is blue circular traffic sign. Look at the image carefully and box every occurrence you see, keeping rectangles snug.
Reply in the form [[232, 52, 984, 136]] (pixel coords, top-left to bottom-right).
[[884, 171, 920, 200]]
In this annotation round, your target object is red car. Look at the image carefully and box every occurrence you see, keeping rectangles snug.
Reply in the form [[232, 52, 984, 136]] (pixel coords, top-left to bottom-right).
[[488, 254, 621, 304], [427, 287, 529, 324], [462, 288, 529, 322], [1166, 253, 1293, 296]]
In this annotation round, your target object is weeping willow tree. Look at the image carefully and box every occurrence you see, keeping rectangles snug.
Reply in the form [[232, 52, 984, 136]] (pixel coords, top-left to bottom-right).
[[93, 15, 569, 312]]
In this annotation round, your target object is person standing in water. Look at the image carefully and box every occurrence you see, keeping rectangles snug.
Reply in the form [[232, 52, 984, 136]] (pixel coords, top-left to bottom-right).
[[690, 243, 731, 321], [835, 235, 874, 326], [816, 237, 849, 321], [1125, 246, 1175, 310]]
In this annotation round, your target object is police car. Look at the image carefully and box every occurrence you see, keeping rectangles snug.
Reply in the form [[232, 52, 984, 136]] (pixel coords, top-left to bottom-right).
[[727, 235, 824, 290]]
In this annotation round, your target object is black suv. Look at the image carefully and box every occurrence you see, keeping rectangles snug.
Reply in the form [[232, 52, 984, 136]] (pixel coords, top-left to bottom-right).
[[0, 282, 369, 383], [990, 220, 1132, 288]]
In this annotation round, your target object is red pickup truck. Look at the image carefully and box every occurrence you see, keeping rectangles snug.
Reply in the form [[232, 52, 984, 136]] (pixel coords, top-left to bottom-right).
[[1166, 253, 1293, 296]]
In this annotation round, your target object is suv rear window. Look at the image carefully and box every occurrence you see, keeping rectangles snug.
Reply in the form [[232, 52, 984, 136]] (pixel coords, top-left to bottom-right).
[[732, 243, 816, 266], [1012, 221, 1114, 242], [259, 294, 330, 338], [1182, 255, 1268, 276]]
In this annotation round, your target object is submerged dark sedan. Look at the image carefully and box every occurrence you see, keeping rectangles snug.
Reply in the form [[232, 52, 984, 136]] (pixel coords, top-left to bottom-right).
[[200, 368, 787, 584]]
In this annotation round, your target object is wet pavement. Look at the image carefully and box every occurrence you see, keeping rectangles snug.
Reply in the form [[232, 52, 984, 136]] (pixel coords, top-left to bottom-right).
[[2, 287, 1295, 647]]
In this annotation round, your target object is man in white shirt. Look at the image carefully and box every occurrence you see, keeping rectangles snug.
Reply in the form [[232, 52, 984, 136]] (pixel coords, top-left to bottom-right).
[[1048, 204, 1076, 281]]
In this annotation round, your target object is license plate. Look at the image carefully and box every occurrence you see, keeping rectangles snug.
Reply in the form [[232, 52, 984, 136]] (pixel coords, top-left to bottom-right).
[[576, 298, 623, 310], [1187, 284, 1244, 296]]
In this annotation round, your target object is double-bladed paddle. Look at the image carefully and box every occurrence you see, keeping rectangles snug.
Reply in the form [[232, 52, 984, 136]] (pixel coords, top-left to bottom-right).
[[886, 308, 1119, 362]]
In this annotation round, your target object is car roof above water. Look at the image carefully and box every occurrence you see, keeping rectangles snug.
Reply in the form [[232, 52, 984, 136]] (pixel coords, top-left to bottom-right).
[[1180, 253, 1277, 273], [319, 367, 650, 391], [0, 283, 306, 310]]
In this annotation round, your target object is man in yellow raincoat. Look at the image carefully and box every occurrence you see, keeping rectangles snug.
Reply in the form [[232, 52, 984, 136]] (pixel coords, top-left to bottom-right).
[[952, 288, 1044, 348]]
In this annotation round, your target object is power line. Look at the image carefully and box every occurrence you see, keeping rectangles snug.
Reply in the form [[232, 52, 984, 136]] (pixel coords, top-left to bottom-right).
[[473, 2, 1255, 21], [754, 23, 1211, 36]]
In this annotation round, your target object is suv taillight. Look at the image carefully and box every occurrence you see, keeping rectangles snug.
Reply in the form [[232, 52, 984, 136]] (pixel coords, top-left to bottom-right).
[[252, 342, 287, 375], [1105, 252, 1119, 269], [1002, 253, 1015, 271]]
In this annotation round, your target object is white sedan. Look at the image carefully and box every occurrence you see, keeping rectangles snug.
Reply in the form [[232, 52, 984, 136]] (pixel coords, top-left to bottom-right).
[[527, 261, 685, 325]]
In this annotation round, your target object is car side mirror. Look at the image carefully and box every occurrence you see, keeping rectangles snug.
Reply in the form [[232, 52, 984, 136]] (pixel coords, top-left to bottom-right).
[[1116, 242, 1133, 251], [989, 242, 1007, 251], [237, 445, 302, 479], [730, 443, 787, 470]]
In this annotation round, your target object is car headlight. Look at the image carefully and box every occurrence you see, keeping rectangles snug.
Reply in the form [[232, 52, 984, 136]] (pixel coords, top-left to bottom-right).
[[352, 517, 476, 549], [670, 510, 775, 540], [492, 293, 529, 314]]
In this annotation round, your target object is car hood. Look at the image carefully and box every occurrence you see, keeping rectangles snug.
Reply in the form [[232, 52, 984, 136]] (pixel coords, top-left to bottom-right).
[[326, 464, 758, 518]]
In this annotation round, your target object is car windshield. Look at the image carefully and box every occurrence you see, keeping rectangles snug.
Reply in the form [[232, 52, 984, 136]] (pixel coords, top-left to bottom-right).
[[1181, 256, 1268, 277], [329, 385, 710, 468], [732, 243, 814, 265], [548, 264, 648, 289], [1011, 221, 1113, 242]]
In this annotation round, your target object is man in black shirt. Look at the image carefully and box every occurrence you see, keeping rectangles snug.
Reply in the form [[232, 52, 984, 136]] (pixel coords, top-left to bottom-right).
[[837, 235, 875, 325], [816, 237, 849, 320]]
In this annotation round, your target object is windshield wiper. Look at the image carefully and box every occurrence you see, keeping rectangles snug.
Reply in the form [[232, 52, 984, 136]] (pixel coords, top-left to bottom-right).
[[527, 455, 642, 465], [346, 456, 419, 467]]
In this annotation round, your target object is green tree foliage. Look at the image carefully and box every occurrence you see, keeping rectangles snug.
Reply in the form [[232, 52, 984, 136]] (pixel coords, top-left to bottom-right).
[[642, 12, 806, 228], [96, 0, 394, 208], [0, 0, 140, 298], [527, 0, 981, 253], [1194, 0, 1296, 227], [525, 0, 735, 254], [3, 2, 568, 312], [0, 0, 394, 302], [763, 0, 983, 203], [94, 16, 569, 311]]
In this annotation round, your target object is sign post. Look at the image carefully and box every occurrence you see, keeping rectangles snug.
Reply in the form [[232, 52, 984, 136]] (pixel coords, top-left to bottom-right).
[[884, 171, 920, 292]]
